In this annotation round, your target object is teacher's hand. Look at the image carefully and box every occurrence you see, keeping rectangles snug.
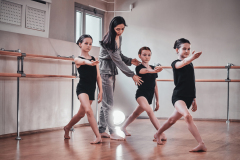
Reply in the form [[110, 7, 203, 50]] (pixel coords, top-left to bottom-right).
[[132, 75, 143, 86], [131, 58, 141, 66]]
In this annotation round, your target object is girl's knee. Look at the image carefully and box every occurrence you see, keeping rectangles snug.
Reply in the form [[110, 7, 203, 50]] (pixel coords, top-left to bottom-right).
[[85, 108, 93, 117], [78, 113, 85, 118], [168, 117, 177, 125], [132, 111, 141, 117], [145, 109, 154, 115], [184, 114, 192, 123]]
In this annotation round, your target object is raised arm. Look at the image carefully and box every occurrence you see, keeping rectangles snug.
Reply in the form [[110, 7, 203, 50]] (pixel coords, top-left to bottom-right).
[[74, 57, 99, 68], [175, 51, 202, 69]]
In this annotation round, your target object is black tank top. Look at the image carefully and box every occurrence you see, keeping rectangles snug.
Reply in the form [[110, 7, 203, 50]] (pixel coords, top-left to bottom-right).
[[77, 56, 97, 85]]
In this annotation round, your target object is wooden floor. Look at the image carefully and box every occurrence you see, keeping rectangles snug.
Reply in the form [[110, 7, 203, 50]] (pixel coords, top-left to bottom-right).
[[0, 119, 240, 160]]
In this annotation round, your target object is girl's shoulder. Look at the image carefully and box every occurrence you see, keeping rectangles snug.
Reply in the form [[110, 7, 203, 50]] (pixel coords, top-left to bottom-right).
[[135, 64, 144, 72], [171, 59, 181, 69]]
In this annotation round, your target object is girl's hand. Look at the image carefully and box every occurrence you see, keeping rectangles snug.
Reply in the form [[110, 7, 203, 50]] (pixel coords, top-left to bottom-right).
[[131, 58, 141, 66], [154, 101, 159, 111], [90, 60, 99, 66], [154, 66, 163, 73], [98, 92, 102, 103], [132, 75, 143, 86], [191, 99, 197, 112], [192, 51, 202, 60]]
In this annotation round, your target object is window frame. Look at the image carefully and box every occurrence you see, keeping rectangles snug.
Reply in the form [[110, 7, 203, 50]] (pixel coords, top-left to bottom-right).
[[74, 3, 104, 46]]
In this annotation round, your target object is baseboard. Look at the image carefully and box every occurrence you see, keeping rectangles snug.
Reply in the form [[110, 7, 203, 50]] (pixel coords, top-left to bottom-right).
[[0, 123, 90, 139], [137, 116, 240, 122]]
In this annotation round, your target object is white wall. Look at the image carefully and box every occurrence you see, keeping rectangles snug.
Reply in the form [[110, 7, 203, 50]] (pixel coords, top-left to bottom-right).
[[109, 0, 240, 120]]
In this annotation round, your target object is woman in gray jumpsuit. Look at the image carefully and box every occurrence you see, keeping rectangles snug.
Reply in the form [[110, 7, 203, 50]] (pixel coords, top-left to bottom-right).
[[99, 16, 142, 140]]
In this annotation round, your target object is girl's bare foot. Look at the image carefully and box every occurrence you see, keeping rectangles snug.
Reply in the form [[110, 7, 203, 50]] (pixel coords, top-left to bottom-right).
[[100, 132, 110, 138], [153, 133, 167, 142], [110, 133, 126, 141], [161, 133, 167, 141], [120, 127, 131, 136], [64, 126, 70, 139], [90, 137, 102, 144], [189, 142, 207, 152], [154, 133, 164, 145]]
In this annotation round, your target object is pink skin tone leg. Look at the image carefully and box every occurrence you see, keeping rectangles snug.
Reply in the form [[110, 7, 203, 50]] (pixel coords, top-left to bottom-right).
[[121, 96, 166, 140], [155, 100, 207, 152], [64, 93, 102, 144]]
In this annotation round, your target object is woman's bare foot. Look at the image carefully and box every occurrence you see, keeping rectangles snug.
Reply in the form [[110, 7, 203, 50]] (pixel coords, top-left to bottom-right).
[[64, 126, 70, 139], [189, 142, 207, 152], [100, 132, 110, 138], [120, 127, 131, 136], [110, 133, 126, 141], [90, 137, 102, 144], [153, 133, 167, 142]]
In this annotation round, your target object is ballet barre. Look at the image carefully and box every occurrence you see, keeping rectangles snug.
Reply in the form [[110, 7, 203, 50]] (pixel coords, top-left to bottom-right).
[[0, 49, 78, 140], [153, 63, 240, 123], [156, 79, 240, 82]]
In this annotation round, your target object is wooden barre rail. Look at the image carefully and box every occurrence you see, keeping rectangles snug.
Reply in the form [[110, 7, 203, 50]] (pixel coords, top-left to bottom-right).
[[1, 50, 240, 68], [0, 51, 74, 61], [1, 73, 239, 82], [157, 79, 240, 82], [162, 66, 240, 69], [0, 73, 76, 78], [0, 73, 21, 77]]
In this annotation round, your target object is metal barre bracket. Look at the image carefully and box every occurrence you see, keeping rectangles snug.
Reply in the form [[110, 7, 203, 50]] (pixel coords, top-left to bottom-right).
[[57, 55, 75, 59], [1, 48, 21, 53], [225, 63, 234, 69], [21, 53, 26, 57], [17, 56, 26, 77], [72, 61, 77, 76]]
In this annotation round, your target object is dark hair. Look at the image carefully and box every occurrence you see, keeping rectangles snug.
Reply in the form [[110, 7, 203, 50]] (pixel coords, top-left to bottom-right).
[[100, 16, 127, 51], [173, 38, 191, 49], [138, 46, 151, 55], [76, 34, 93, 46]]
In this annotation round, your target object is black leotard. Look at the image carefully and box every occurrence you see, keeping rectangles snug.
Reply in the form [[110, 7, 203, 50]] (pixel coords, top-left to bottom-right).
[[171, 59, 195, 109], [135, 64, 158, 104], [76, 56, 97, 100]]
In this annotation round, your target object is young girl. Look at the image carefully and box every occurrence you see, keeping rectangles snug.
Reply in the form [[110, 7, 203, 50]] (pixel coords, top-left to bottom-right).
[[64, 34, 103, 144], [155, 38, 207, 152], [120, 47, 166, 141]]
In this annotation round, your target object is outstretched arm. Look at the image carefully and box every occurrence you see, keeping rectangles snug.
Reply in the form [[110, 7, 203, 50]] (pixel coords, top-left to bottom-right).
[[154, 79, 159, 111], [107, 50, 135, 77], [120, 52, 141, 66], [95, 57, 102, 103], [175, 51, 202, 69], [74, 57, 99, 68], [139, 66, 163, 74]]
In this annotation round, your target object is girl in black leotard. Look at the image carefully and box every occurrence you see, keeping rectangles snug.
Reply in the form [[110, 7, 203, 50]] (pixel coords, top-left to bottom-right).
[[121, 47, 166, 141], [64, 34, 103, 144], [154, 38, 207, 152]]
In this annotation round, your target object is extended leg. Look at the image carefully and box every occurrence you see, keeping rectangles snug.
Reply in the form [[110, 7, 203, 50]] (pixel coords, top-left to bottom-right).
[[121, 105, 144, 136]]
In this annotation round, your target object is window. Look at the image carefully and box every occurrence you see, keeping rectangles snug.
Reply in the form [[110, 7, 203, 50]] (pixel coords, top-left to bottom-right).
[[75, 3, 104, 47]]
